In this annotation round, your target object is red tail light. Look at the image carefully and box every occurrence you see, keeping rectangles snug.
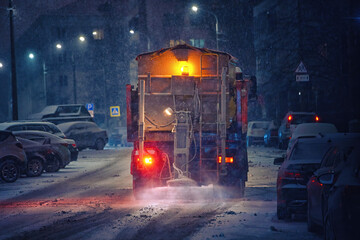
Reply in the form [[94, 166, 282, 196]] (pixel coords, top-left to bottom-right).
[[283, 171, 303, 180], [315, 116, 319, 122], [288, 115, 292, 121], [72, 143, 77, 148], [218, 156, 234, 163]]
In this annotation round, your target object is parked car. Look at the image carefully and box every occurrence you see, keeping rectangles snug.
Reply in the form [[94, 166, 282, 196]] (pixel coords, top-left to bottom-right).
[[0, 131, 27, 183], [287, 123, 337, 154], [246, 121, 270, 146], [13, 130, 78, 162], [16, 137, 49, 177], [264, 121, 279, 147], [274, 137, 330, 219], [13, 131, 71, 171], [0, 121, 66, 138], [321, 144, 360, 240], [306, 133, 360, 233], [57, 121, 108, 150], [28, 104, 93, 124], [278, 112, 319, 150]]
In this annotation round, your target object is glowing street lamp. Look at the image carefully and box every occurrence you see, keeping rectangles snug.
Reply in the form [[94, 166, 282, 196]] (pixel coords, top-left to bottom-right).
[[56, 43, 62, 49], [28, 53, 35, 59], [79, 35, 85, 42], [0, 62, 3, 68], [191, 5, 219, 50]]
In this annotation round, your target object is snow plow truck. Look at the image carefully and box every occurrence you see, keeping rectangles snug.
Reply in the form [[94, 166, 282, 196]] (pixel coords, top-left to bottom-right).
[[126, 44, 249, 199]]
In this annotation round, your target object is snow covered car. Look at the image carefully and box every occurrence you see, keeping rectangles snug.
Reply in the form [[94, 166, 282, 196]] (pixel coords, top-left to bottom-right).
[[0, 131, 27, 183], [274, 137, 329, 219], [13, 130, 78, 162], [306, 133, 360, 232], [264, 121, 279, 147], [278, 112, 319, 150], [13, 131, 72, 171], [16, 137, 51, 177], [321, 144, 360, 239], [57, 121, 108, 150], [286, 123, 337, 154], [28, 104, 93, 125], [0, 121, 66, 138], [246, 121, 270, 146]]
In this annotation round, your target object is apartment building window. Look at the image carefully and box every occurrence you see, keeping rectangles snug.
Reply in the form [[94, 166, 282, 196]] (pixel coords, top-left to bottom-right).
[[190, 39, 205, 48], [59, 75, 68, 86], [92, 29, 104, 40], [170, 39, 185, 47]]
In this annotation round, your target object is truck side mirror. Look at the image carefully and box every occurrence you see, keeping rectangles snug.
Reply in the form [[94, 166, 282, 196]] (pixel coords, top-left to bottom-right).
[[273, 157, 284, 165]]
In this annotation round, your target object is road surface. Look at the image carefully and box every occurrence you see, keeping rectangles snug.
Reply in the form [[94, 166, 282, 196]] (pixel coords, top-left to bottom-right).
[[0, 146, 322, 240]]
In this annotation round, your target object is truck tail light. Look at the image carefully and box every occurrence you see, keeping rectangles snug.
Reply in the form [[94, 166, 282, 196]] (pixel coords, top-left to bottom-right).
[[143, 156, 153, 165], [218, 156, 234, 163], [315, 116, 319, 122]]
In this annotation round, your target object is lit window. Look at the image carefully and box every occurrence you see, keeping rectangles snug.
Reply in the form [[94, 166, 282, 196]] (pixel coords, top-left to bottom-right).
[[189, 39, 205, 48], [92, 29, 104, 40]]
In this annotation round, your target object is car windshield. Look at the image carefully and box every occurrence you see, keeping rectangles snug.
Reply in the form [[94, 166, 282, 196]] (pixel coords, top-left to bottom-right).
[[291, 114, 316, 124], [290, 142, 328, 160], [252, 122, 269, 129]]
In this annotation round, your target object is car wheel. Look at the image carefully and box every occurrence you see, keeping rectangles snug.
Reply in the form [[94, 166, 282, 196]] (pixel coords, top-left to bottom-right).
[[0, 159, 19, 183], [307, 200, 318, 232], [26, 157, 44, 177], [277, 205, 290, 220], [95, 138, 105, 150], [46, 155, 61, 172]]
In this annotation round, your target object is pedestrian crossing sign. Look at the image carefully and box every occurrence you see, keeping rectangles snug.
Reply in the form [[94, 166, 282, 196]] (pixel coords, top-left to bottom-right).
[[110, 106, 120, 117]]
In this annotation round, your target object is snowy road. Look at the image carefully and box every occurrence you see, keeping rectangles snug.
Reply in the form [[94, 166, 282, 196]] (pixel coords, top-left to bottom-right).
[[0, 146, 322, 240]]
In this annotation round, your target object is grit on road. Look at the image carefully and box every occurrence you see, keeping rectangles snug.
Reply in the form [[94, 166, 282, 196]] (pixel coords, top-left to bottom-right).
[[0, 146, 322, 240]]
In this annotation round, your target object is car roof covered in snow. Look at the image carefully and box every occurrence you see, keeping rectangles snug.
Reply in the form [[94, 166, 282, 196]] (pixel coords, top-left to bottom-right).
[[57, 121, 97, 133], [0, 121, 57, 130], [292, 123, 338, 139]]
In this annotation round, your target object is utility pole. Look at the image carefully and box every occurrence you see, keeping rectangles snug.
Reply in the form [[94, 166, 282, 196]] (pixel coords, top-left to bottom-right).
[[9, 0, 18, 120]]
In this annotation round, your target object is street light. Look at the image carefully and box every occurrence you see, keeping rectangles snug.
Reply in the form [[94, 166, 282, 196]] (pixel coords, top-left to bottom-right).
[[28, 53, 35, 59], [79, 35, 86, 42], [0, 62, 3, 68], [191, 5, 219, 50], [56, 43, 62, 49], [129, 29, 151, 51]]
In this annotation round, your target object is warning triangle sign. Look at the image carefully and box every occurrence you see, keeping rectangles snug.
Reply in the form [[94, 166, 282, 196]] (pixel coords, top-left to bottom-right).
[[295, 62, 307, 73]]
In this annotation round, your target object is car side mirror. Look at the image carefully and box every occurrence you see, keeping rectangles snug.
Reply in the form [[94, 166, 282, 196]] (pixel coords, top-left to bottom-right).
[[274, 157, 284, 165], [43, 138, 51, 145], [318, 172, 334, 185]]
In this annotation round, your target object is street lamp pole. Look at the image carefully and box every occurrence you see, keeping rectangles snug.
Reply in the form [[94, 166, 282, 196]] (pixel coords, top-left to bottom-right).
[[9, 0, 18, 120], [42, 61, 47, 105], [71, 54, 77, 104], [192, 6, 219, 50]]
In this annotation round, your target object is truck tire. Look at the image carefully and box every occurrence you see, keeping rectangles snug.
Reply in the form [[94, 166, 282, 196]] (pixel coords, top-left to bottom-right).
[[133, 177, 148, 200], [0, 159, 19, 183]]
